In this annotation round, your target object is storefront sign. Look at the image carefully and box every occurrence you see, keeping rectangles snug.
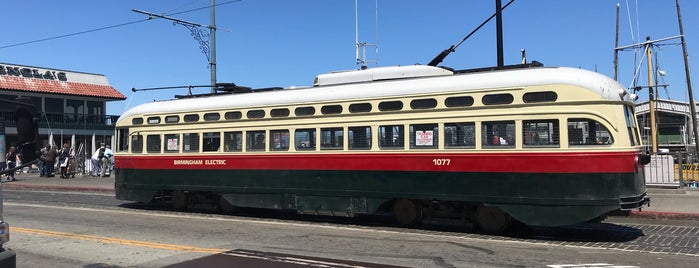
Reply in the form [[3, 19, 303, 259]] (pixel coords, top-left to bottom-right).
[[0, 64, 67, 81]]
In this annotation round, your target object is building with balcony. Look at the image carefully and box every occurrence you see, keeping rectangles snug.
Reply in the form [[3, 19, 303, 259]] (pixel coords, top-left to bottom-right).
[[636, 99, 699, 152], [0, 62, 126, 166]]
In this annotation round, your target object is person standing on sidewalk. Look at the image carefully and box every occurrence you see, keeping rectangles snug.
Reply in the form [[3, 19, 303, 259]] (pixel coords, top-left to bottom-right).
[[38, 145, 49, 177], [91, 143, 105, 177], [43, 146, 58, 177], [100, 144, 114, 177], [5, 146, 18, 181], [59, 143, 71, 178]]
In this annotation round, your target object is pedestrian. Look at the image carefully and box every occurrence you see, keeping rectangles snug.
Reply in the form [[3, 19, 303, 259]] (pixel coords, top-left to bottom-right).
[[43, 145, 58, 177], [91, 143, 105, 177], [5, 146, 18, 181], [38, 145, 49, 177], [100, 144, 114, 177], [59, 143, 71, 178]]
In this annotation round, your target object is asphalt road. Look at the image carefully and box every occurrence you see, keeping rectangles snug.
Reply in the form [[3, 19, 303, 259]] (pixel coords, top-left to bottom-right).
[[3, 189, 699, 268]]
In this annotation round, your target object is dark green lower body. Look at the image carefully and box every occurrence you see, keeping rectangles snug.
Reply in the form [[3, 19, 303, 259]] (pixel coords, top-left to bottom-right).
[[115, 169, 647, 226]]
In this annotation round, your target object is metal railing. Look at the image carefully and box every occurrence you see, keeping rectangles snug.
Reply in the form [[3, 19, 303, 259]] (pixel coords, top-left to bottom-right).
[[2, 112, 119, 131], [644, 151, 699, 188]]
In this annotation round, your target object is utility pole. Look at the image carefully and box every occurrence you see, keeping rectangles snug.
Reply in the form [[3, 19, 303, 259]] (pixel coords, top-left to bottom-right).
[[646, 36, 658, 154], [676, 0, 699, 152], [133, 1, 218, 92], [614, 3, 620, 80]]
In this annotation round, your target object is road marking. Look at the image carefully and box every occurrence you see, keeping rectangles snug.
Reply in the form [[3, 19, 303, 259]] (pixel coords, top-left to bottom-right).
[[13, 227, 227, 254], [547, 264, 640, 268]]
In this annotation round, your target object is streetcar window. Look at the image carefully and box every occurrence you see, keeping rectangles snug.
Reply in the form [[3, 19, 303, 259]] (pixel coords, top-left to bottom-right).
[[410, 124, 438, 149], [482, 121, 515, 147], [146, 135, 161, 153], [523, 91, 558, 103], [116, 128, 129, 152], [624, 106, 640, 146], [523, 120, 560, 147], [445, 122, 476, 148], [270, 130, 290, 151], [164, 116, 179, 123], [482, 94, 514, 105], [183, 133, 199, 152], [203, 132, 221, 152], [295, 128, 316, 150], [247, 110, 265, 119], [225, 111, 242, 120], [321, 105, 343, 115], [147, 117, 161, 124], [379, 125, 405, 149], [164, 134, 179, 153], [295, 106, 316, 116], [184, 114, 199, 122], [132, 118, 143, 125], [378, 101, 403, 111], [568, 119, 614, 145], [204, 112, 221, 121], [131, 135, 143, 154], [247, 131, 266, 151], [349, 103, 372, 113], [349, 126, 371, 150], [271, 108, 290, 118], [320, 127, 343, 150], [223, 131, 243, 152], [445, 96, 474, 107], [410, 99, 437, 109]]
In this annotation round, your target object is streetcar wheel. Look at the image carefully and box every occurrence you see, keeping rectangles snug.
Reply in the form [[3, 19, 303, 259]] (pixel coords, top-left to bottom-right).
[[171, 191, 189, 210], [475, 205, 512, 233], [219, 196, 236, 214], [392, 199, 423, 225]]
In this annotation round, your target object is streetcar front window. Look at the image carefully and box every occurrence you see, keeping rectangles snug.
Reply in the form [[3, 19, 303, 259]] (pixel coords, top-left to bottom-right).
[[116, 128, 128, 152], [624, 105, 640, 146]]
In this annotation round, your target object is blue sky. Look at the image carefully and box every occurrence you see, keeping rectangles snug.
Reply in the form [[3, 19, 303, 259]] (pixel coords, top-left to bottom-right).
[[1, 0, 697, 115]]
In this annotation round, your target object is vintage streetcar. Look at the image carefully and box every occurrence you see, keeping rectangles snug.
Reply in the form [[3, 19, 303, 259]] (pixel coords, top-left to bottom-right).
[[114, 63, 650, 232]]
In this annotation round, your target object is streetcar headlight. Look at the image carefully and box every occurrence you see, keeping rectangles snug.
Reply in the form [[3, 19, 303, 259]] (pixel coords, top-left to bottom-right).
[[618, 89, 628, 97]]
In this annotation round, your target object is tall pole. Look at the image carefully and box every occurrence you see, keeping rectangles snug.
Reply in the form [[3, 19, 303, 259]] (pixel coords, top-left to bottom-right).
[[495, 0, 504, 67], [614, 3, 620, 80], [676, 0, 699, 151], [209, 0, 217, 92], [646, 36, 658, 154]]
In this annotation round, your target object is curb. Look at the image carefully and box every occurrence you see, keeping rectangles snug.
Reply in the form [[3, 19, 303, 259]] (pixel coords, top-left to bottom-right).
[[2, 183, 114, 193], [629, 210, 699, 221]]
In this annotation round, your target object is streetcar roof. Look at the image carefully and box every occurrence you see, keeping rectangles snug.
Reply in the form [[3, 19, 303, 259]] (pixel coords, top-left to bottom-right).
[[118, 66, 631, 123]]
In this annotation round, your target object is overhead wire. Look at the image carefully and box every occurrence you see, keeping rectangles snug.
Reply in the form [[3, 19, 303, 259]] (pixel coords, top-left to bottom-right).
[[0, 0, 241, 50]]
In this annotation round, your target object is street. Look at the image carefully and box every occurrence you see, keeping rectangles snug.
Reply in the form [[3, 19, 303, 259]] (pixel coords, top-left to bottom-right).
[[3, 189, 699, 267]]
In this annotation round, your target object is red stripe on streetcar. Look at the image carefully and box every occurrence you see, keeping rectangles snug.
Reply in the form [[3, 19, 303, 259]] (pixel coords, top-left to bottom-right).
[[114, 151, 639, 173]]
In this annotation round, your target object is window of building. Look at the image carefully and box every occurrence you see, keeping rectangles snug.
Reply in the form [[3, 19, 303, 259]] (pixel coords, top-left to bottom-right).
[[184, 114, 200, 122], [445, 122, 476, 148], [482, 121, 515, 147], [410, 124, 438, 149], [147, 117, 161, 124], [247, 131, 266, 151], [348, 126, 371, 150], [295, 106, 316, 116], [523, 120, 560, 147], [204, 113, 221, 121], [165, 115, 179, 123], [223, 131, 243, 152], [146, 135, 161, 153], [523, 91, 557, 103], [320, 128, 343, 150], [482, 94, 514, 105], [203, 132, 220, 152], [131, 134, 143, 153], [321, 105, 343, 115], [247, 110, 265, 119], [568, 119, 614, 145], [183, 133, 199, 152], [270, 130, 290, 151], [378, 101, 403, 111], [445, 96, 474, 107], [87, 101, 103, 115], [225, 111, 242, 120], [349, 103, 372, 113], [379, 125, 404, 149], [295, 128, 316, 150], [45, 97, 63, 113], [164, 134, 179, 153], [270, 108, 290, 118], [410, 99, 437, 109]]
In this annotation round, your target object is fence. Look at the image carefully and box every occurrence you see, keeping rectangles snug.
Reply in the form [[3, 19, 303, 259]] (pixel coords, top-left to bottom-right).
[[644, 151, 699, 188]]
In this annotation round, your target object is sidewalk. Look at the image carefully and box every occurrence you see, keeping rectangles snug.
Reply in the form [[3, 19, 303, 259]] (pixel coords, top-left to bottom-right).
[[2, 172, 699, 222]]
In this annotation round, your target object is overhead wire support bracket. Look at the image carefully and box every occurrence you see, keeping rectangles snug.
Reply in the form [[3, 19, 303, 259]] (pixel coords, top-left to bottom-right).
[[132, 9, 212, 62]]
